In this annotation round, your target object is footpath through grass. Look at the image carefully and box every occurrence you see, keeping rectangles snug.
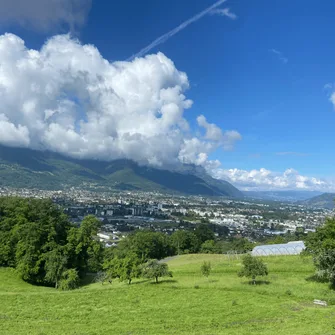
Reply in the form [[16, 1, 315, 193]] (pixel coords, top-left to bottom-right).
[[1, 254, 335, 335]]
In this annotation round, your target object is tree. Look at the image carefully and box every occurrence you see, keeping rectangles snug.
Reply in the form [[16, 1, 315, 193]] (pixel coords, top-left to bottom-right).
[[238, 254, 268, 284], [230, 238, 254, 253], [305, 218, 335, 286], [200, 261, 211, 278], [200, 240, 217, 254], [67, 215, 104, 275], [141, 259, 173, 283], [194, 224, 215, 244], [44, 247, 68, 288], [102, 256, 123, 284], [118, 254, 141, 285], [0, 197, 105, 289], [171, 230, 200, 254], [118, 231, 173, 261]]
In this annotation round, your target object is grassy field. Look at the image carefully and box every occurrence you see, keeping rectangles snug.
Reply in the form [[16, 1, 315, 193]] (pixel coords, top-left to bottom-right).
[[1, 254, 335, 335]]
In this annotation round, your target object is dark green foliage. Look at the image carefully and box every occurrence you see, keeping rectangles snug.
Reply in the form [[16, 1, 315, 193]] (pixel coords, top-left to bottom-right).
[[200, 261, 211, 278], [194, 224, 215, 244], [200, 240, 217, 254], [305, 218, 335, 285], [171, 230, 200, 254], [0, 197, 104, 289], [58, 269, 80, 290], [238, 254, 268, 284], [44, 247, 68, 288], [117, 231, 174, 261], [67, 215, 104, 275], [141, 259, 172, 283]]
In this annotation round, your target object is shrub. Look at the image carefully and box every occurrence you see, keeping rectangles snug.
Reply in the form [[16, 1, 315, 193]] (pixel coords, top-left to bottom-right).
[[58, 269, 80, 291], [201, 261, 212, 278]]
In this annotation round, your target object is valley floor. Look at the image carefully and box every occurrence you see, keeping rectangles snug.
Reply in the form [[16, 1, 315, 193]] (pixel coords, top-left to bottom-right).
[[1, 254, 334, 335]]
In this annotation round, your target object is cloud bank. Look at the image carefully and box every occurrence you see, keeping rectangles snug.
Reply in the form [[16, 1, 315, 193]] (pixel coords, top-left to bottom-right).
[[0, 33, 240, 168], [210, 167, 334, 191], [0, 0, 92, 32]]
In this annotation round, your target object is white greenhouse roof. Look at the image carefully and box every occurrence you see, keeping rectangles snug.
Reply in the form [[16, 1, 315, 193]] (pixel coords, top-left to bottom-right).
[[251, 241, 305, 256]]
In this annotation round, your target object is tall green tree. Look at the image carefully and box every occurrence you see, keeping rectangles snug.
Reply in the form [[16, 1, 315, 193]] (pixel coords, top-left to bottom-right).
[[118, 231, 173, 261], [305, 218, 335, 286], [44, 247, 68, 288], [67, 215, 104, 275], [194, 224, 215, 244], [118, 254, 141, 285], [171, 230, 200, 254]]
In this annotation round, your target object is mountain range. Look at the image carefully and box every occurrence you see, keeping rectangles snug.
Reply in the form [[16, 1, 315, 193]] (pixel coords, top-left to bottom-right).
[[244, 190, 323, 202], [0, 145, 242, 197], [299, 193, 335, 209]]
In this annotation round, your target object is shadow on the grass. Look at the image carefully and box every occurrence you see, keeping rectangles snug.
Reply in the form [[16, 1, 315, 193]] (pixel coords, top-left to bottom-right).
[[149, 279, 178, 285], [242, 280, 271, 285], [80, 274, 96, 287], [305, 274, 328, 283], [208, 279, 218, 283], [130, 279, 151, 285]]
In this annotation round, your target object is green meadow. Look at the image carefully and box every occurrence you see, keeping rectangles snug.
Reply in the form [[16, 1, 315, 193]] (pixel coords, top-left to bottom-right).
[[1, 254, 334, 335]]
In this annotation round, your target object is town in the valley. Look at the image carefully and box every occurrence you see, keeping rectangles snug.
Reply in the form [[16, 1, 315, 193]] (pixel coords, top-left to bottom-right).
[[0, 186, 331, 248]]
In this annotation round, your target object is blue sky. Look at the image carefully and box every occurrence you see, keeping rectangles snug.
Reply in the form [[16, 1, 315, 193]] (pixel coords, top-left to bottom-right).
[[0, 0, 335, 191]]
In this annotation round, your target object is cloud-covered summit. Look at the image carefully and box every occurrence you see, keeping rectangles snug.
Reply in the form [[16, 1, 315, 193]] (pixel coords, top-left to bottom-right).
[[0, 33, 240, 168]]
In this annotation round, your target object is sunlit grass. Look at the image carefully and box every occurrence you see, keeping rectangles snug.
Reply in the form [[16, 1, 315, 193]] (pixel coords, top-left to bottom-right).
[[1, 255, 334, 334]]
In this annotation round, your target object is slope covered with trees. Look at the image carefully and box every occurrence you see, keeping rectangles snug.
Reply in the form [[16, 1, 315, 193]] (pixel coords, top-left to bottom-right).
[[0, 145, 242, 197]]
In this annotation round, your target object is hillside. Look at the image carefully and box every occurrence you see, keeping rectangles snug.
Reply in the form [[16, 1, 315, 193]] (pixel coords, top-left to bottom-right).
[[301, 192, 335, 209], [1, 254, 334, 335], [0, 145, 242, 197]]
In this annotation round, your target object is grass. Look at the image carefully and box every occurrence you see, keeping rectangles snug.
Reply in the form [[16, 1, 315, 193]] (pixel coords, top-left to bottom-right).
[[1, 254, 335, 334]]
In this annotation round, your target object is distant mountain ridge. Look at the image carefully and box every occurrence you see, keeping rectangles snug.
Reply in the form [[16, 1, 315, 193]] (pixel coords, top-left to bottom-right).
[[244, 190, 323, 202], [0, 145, 242, 197], [300, 193, 335, 209]]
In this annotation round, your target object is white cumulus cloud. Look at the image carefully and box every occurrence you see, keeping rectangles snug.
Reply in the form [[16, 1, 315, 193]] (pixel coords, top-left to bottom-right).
[[197, 115, 242, 150], [209, 166, 334, 191], [0, 33, 240, 168]]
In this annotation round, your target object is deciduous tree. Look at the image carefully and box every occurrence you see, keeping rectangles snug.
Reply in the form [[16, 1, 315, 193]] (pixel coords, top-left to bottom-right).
[[141, 259, 172, 283], [238, 254, 268, 284]]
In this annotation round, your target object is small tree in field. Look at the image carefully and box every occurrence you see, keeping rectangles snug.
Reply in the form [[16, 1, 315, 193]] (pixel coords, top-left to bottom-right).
[[238, 254, 268, 285], [201, 261, 211, 278], [118, 254, 141, 285], [141, 259, 173, 283]]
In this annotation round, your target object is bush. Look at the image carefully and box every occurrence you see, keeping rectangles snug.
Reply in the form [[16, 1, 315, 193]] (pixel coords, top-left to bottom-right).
[[200, 261, 212, 278], [58, 269, 80, 291]]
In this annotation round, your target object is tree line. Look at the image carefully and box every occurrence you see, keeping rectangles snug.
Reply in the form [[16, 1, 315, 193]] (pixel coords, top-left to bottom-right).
[[0, 197, 103, 290], [1, 196, 334, 289]]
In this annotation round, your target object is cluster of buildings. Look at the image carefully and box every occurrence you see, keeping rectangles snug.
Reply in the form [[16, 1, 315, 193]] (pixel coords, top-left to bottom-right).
[[0, 186, 333, 245]]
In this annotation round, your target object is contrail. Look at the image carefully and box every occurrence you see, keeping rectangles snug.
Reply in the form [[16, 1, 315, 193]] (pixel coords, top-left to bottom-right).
[[127, 0, 227, 61]]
